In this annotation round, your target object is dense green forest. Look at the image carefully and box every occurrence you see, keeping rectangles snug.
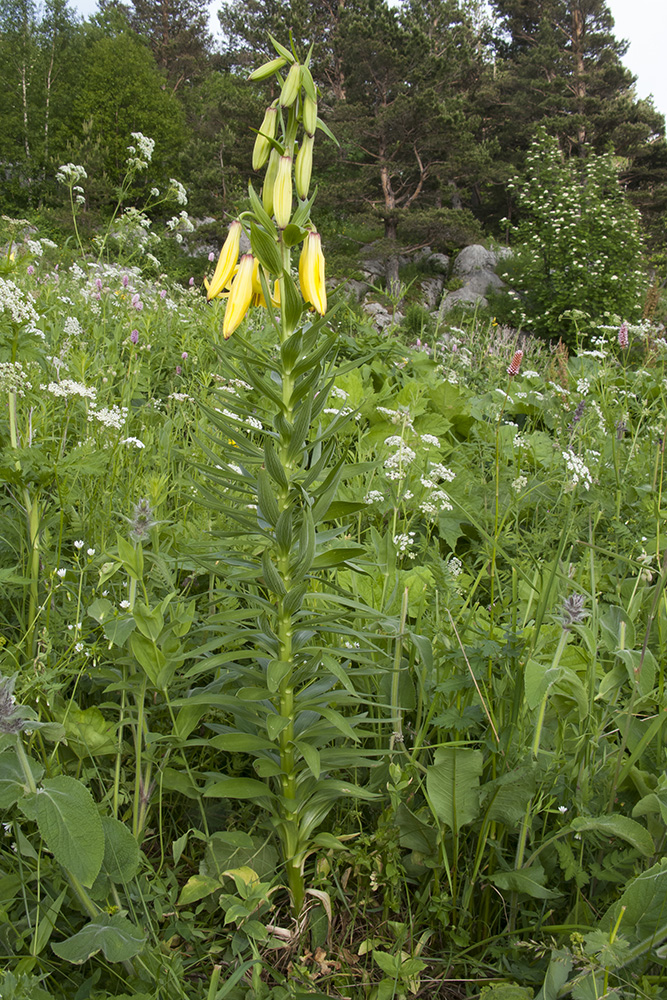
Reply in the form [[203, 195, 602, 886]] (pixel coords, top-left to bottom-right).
[[2, 0, 666, 263]]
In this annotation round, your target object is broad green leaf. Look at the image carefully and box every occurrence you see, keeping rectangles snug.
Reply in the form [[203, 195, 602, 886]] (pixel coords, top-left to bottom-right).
[[63, 706, 116, 758], [599, 858, 667, 963], [534, 950, 574, 1000], [202, 831, 278, 881], [490, 864, 561, 900], [34, 776, 104, 887], [51, 913, 145, 964], [524, 659, 560, 711], [570, 814, 654, 857], [130, 632, 166, 687], [178, 874, 222, 906], [0, 750, 43, 808], [480, 767, 536, 828], [101, 816, 140, 883], [103, 614, 136, 646], [426, 747, 483, 834]]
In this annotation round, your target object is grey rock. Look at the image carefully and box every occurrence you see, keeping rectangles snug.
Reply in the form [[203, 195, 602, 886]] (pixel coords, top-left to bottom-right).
[[418, 276, 445, 310], [463, 270, 505, 296], [344, 279, 370, 302], [439, 286, 488, 314], [427, 253, 450, 274], [453, 244, 497, 277]]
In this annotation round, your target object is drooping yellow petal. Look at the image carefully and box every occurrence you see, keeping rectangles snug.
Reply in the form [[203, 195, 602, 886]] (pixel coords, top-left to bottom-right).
[[299, 231, 327, 315], [251, 259, 281, 308], [207, 221, 242, 301], [223, 254, 254, 339]]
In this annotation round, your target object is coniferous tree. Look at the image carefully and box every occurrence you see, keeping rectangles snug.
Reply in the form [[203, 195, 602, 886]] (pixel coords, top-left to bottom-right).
[[99, 0, 212, 90]]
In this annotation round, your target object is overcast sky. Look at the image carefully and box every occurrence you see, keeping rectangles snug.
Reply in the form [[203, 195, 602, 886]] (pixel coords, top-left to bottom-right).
[[67, 0, 667, 120]]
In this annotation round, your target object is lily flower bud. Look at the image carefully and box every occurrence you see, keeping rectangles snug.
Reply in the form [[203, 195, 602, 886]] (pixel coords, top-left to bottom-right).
[[299, 231, 327, 315], [252, 105, 278, 172], [206, 221, 242, 301], [303, 95, 317, 136], [280, 62, 301, 108], [223, 254, 254, 339], [295, 135, 314, 199], [273, 155, 293, 229], [262, 148, 280, 217], [248, 56, 287, 81]]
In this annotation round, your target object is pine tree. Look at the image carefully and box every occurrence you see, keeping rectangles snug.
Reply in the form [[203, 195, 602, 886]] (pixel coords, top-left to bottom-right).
[[104, 0, 212, 90]]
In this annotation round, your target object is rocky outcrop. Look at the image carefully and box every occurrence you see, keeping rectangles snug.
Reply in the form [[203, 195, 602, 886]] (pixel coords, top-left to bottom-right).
[[439, 244, 510, 316]]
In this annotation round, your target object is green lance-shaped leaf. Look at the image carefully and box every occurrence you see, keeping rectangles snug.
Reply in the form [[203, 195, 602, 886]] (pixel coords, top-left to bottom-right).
[[426, 747, 483, 834], [52, 913, 145, 964], [33, 776, 104, 887], [250, 222, 283, 276], [282, 271, 304, 336]]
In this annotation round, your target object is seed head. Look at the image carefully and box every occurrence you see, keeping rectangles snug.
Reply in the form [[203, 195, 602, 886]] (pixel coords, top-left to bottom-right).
[[507, 350, 523, 377]]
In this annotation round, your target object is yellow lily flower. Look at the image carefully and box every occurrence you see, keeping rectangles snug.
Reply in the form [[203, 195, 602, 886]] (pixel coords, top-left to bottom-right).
[[299, 231, 327, 315], [223, 254, 255, 339], [206, 221, 242, 301]]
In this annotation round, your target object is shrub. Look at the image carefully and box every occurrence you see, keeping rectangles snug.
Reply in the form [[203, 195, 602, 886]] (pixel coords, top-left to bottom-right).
[[504, 128, 647, 344]]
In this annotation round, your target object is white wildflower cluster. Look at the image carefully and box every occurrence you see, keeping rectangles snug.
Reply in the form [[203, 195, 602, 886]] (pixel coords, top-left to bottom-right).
[[150, 187, 160, 197], [127, 132, 155, 170], [166, 211, 194, 240], [384, 440, 416, 480], [562, 448, 592, 491], [514, 434, 527, 450], [168, 392, 192, 401], [419, 489, 453, 517], [512, 475, 528, 493], [331, 386, 349, 401], [219, 407, 262, 430], [364, 490, 384, 505], [42, 379, 97, 401], [393, 532, 417, 558], [0, 361, 31, 395], [88, 403, 128, 430], [446, 556, 463, 578], [69, 263, 86, 281], [120, 437, 145, 448], [56, 163, 87, 185], [169, 178, 188, 206], [443, 369, 459, 385], [420, 434, 440, 447], [64, 316, 83, 338], [589, 399, 606, 432], [0, 277, 40, 328], [26, 239, 43, 257], [576, 378, 590, 396], [426, 463, 456, 484], [377, 405, 414, 429]]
